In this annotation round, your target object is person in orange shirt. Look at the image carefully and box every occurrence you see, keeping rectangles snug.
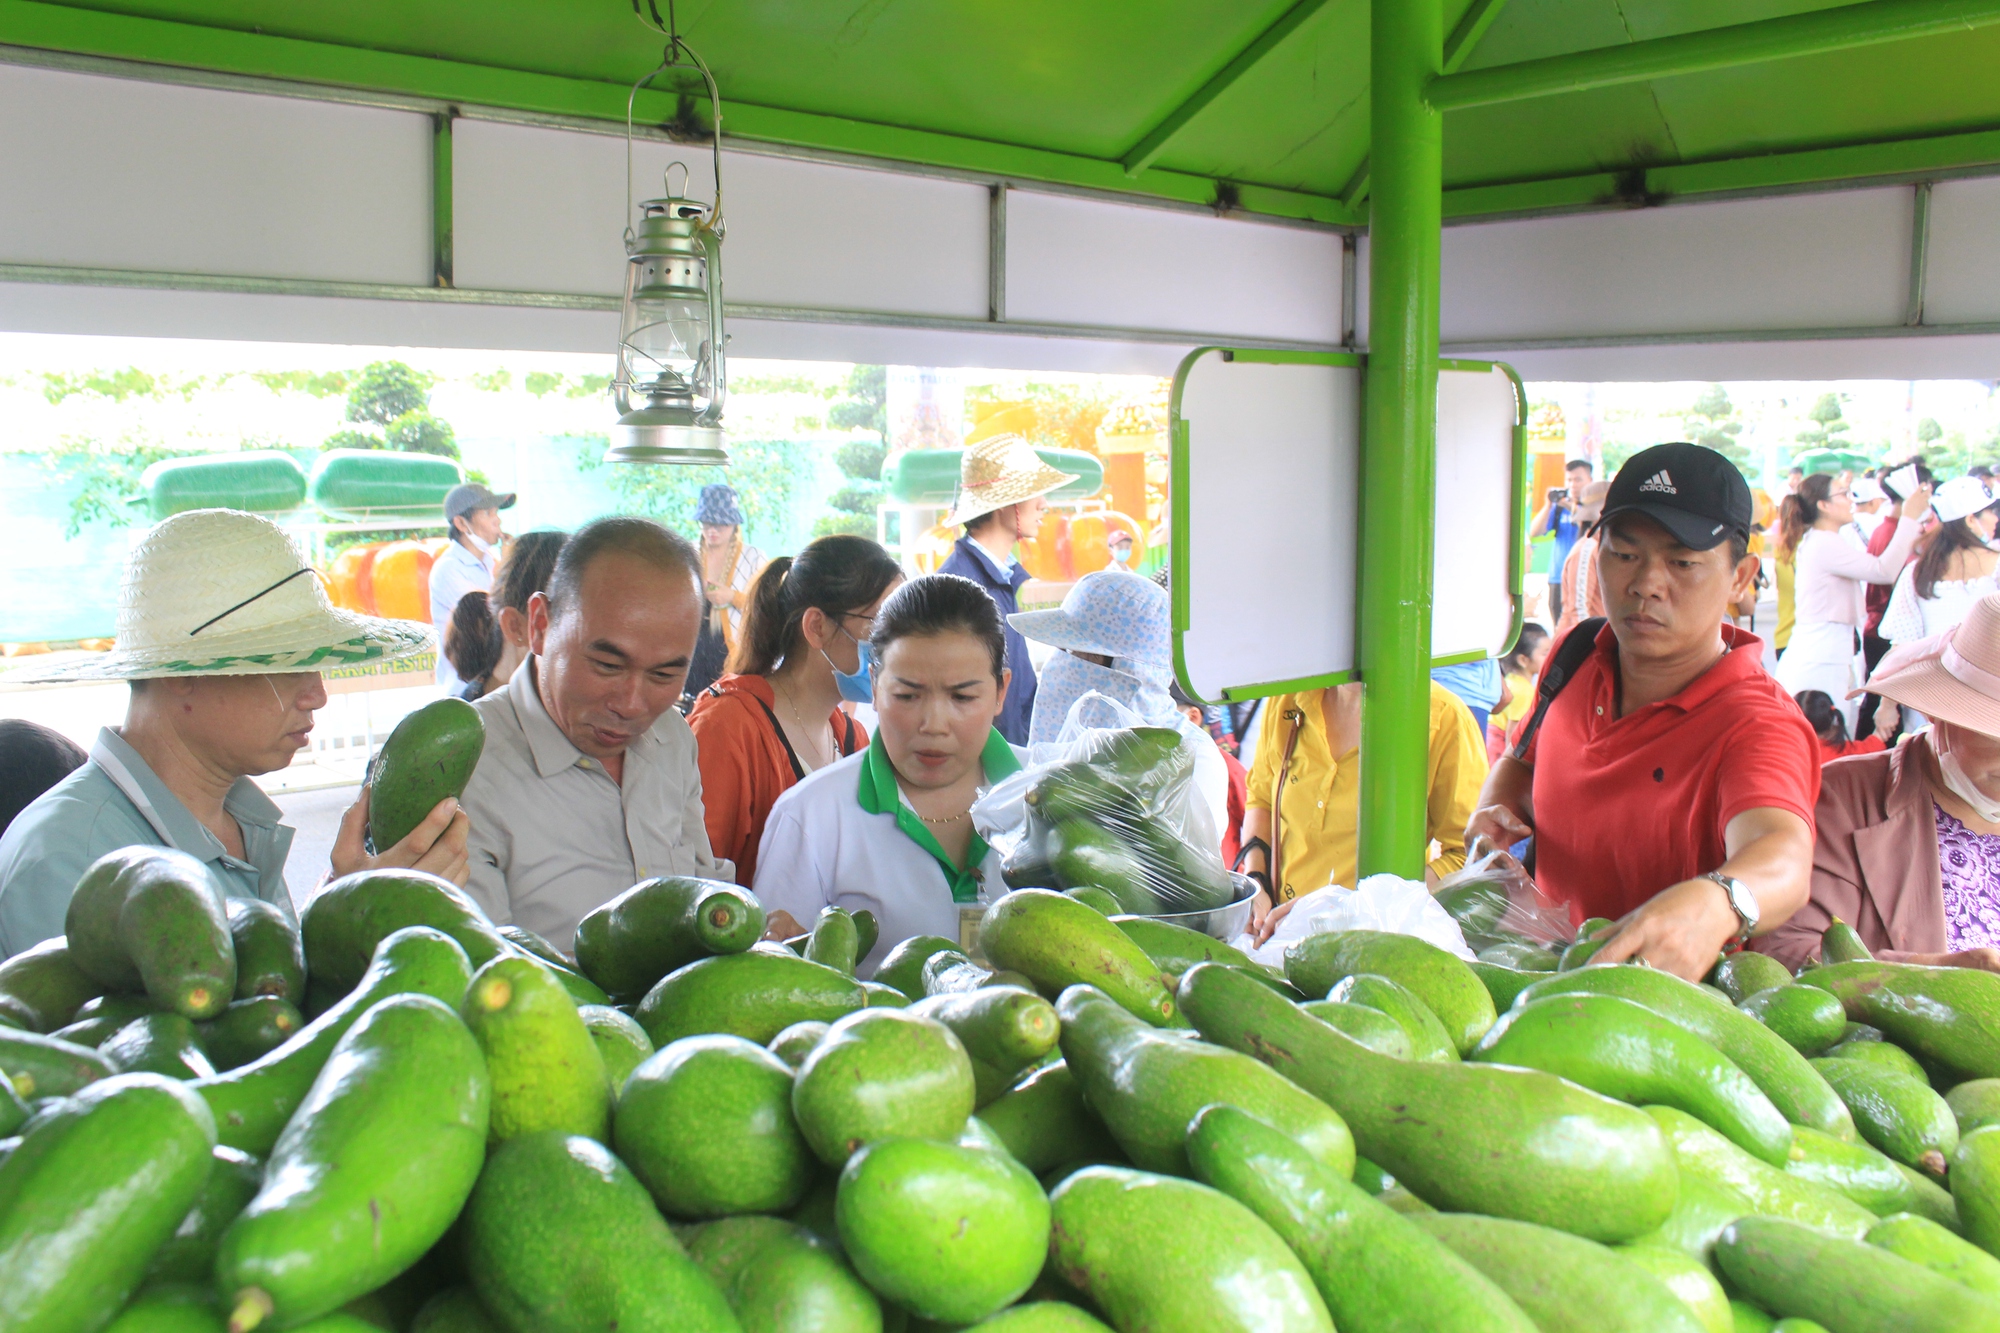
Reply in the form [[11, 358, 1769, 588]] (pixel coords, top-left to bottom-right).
[[688, 534, 904, 886]]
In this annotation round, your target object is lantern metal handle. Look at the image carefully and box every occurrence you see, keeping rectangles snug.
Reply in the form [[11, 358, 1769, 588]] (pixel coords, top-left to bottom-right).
[[625, 6, 723, 243]]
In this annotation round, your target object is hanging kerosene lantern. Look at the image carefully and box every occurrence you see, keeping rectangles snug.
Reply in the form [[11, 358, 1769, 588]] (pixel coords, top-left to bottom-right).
[[606, 10, 728, 465]]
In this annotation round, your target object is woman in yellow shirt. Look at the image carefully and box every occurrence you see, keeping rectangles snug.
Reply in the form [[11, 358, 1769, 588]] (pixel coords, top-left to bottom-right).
[[1238, 681, 1488, 939]]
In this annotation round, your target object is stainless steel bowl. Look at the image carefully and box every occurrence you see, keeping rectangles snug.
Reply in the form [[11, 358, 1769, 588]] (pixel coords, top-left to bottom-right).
[[1134, 872, 1260, 941]]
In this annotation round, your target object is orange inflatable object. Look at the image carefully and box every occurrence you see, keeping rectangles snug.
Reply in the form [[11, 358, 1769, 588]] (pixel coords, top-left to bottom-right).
[[911, 523, 960, 574], [326, 544, 379, 615], [1067, 510, 1144, 577], [369, 540, 442, 623]]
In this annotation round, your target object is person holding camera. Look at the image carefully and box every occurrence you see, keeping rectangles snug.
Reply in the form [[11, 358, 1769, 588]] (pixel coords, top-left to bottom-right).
[[1530, 459, 1595, 620]]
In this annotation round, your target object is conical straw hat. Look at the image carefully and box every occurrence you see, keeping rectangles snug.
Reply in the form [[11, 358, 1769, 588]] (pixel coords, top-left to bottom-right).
[[946, 433, 1080, 526], [20, 509, 433, 681]]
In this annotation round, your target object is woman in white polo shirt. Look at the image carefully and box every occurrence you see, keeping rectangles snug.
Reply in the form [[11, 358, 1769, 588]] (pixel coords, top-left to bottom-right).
[[753, 574, 1021, 975]]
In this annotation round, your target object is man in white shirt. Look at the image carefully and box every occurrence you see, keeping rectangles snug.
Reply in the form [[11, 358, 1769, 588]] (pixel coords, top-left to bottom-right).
[[431, 483, 516, 696], [458, 516, 731, 950]]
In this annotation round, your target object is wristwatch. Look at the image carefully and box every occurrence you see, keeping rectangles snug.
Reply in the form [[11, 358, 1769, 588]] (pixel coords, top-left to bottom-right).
[[1703, 871, 1760, 944]]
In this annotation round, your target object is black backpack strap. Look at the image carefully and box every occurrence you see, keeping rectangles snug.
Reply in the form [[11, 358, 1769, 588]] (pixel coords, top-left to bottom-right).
[[749, 694, 809, 782], [1508, 618, 1606, 763]]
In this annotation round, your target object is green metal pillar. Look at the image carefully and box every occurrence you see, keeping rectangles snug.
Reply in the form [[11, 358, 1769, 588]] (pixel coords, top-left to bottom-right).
[[1357, 0, 1443, 878]]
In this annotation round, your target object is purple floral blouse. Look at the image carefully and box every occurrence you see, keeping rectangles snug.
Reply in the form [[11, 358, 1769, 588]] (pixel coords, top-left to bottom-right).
[[1936, 804, 2000, 950]]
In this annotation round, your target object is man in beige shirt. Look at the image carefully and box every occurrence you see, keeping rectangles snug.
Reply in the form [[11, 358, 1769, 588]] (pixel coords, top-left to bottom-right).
[[460, 516, 731, 951]]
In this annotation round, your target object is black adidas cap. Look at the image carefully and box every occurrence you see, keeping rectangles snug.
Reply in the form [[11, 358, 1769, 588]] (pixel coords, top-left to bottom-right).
[[1599, 442, 1754, 552]]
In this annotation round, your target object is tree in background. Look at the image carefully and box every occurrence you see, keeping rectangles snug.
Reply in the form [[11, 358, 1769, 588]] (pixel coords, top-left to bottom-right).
[[584, 437, 811, 551], [1795, 392, 1853, 452], [818, 366, 888, 539], [323, 361, 459, 459], [1683, 384, 1754, 478]]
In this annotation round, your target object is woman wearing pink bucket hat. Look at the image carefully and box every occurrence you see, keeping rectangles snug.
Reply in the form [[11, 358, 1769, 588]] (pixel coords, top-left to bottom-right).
[[1758, 591, 2000, 972]]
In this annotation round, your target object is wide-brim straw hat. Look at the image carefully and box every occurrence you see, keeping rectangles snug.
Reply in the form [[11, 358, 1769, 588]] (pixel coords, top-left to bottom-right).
[[18, 509, 432, 682], [946, 433, 1080, 527], [1856, 592, 2000, 737]]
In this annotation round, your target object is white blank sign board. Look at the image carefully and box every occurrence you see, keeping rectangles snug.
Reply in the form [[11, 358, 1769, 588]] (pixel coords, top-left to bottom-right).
[[1173, 350, 1522, 703], [1175, 353, 1362, 703], [1433, 365, 1526, 661]]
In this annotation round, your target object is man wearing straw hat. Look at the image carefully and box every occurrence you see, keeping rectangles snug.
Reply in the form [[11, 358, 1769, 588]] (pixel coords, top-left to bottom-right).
[[0, 510, 471, 957], [938, 433, 1078, 745]]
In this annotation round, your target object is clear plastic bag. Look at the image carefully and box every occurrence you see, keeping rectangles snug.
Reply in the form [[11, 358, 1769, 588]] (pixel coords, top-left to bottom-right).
[[1429, 838, 1577, 966], [973, 692, 1233, 915], [1229, 874, 1476, 966]]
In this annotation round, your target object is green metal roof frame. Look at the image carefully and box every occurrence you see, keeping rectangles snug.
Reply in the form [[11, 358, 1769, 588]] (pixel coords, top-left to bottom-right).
[[7, 0, 2000, 232]]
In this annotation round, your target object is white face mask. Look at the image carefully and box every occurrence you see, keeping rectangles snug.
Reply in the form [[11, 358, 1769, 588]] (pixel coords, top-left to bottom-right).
[[1935, 724, 2000, 823], [463, 529, 496, 558]]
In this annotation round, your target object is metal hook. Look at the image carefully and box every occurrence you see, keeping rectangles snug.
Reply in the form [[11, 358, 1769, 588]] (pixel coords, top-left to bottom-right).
[[623, 33, 724, 241]]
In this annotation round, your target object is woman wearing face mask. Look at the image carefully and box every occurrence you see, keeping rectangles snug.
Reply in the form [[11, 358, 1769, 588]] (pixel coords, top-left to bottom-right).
[[1757, 593, 2000, 973], [751, 575, 1021, 975], [687, 535, 904, 886], [443, 530, 565, 702]]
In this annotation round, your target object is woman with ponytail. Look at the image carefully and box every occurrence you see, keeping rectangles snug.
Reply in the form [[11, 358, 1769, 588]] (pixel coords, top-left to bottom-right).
[[688, 534, 904, 885], [1775, 470, 1931, 732]]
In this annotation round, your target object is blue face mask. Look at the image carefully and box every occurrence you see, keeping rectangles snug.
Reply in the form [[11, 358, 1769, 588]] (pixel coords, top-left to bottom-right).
[[823, 631, 875, 704]]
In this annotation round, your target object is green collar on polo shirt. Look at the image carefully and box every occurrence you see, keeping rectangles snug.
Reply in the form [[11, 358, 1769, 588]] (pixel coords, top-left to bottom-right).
[[857, 727, 1021, 904]]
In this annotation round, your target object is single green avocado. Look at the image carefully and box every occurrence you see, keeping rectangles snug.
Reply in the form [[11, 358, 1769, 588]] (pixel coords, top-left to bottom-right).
[[1823, 1032, 1932, 1083], [1285, 930, 1496, 1054], [791, 1007, 976, 1167], [142, 1145, 263, 1285], [101, 1013, 216, 1081], [1799, 960, 2000, 1083], [1328, 973, 1460, 1062], [910, 985, 1060, 1105], [227, 899, 305, 1004], [1951, 1124, 2000, 1256], [767, 1020, 829, 1069], [1186, 1103, 1537, 1333], [0, 1072, 218, 1333], [1646, 1106, 1875, 1240], [874, 935, 962, 1001], [1059, 982, 1353, 1180], [1178, 962, 1677, 1244], [979, 889, 1181, 1027], [1742, 986, 1848, 1056], [214, 993, 490, 1332], [1413, 1213, 1707, 1333], [1048, 1165, 1334, 1332], [974, 1059, 1123, 1175], [462, 955, 610, 1143], [1709, 952, 1795, 1005], [463, 1131, 738, 1333], [1949, 1078, 2000, 1135], [65, 846, 236, 1021], [1299, 999, 1417, 1058], [838, 1137, 1050, 1324], [614, 1033, 814, 1218], [634, 949, 865, 1047], [576, 1004, 654, 1099], [1715, 1214, 2000, 1333], [198, 997, 305, 1073], [574, 876, 767, 1001], [301, 868, 510, 996], [0, 936, 103, 1034], [1520, 966, 1856, 1141], [1821, 919, 1874, 964], [1470, 992, 1793, 1166], [1615, 1243, 1734, 1333], [0, 1026, 115, 1100], [1810, 1056, 1958, 1177], [1868, 1212, 2000, 1297], [685, 1214, 881, 1333], [365, 697, 484, 853]]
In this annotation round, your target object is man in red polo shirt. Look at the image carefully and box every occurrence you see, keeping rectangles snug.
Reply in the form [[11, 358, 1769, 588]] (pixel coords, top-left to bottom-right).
[[1466, 442, 1819, 980]]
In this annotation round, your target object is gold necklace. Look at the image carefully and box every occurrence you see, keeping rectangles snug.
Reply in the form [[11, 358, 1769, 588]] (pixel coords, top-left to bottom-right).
[[774, 676, 835, 769], [917, 808, 968, 826]]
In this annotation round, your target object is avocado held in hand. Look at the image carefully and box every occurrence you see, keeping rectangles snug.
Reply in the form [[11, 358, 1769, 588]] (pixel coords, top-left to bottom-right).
[[366, 697, 485, 854]]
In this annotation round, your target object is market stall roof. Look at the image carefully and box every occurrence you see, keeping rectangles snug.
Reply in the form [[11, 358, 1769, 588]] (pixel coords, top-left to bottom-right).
[[5, 0, 2000, 376], [8, 0, 2000, 230]]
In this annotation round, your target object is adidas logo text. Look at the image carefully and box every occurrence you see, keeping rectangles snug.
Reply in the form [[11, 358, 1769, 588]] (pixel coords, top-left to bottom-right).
[[1638, 470, 1677, 495]]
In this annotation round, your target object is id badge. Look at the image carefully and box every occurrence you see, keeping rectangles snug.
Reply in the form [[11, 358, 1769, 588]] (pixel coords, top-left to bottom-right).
[[958, 903, 986, 962]]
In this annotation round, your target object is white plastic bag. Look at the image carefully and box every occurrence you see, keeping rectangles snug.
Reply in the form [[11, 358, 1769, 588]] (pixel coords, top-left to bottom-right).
[[1231, 873, 1475, 967]]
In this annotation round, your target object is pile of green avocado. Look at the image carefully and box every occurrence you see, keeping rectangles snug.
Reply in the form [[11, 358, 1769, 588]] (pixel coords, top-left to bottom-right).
[[12, 843, 2000, 1333], [1000, 727, 1237, 915]]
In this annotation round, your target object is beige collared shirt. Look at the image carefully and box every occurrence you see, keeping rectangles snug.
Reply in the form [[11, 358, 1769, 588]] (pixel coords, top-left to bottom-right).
[[461, 655, 732, 951]]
